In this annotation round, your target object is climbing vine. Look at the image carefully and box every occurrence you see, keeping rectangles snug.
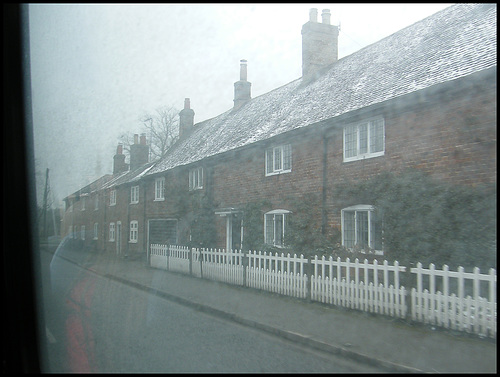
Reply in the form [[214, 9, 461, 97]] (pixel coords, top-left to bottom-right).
[[333, 169, 496, 270]]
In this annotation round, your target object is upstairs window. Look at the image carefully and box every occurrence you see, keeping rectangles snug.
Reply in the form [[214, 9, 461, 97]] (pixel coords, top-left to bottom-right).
[[343, 118, 385, 162], [189, 167, 203, 190], [130, 185, 139, 204], [109, 189, 117, 206], [265, 144, 291, 176], [341, 205, 383, 253], [155, 177, 165, 201], [81, 196, 86, 211], [94, 195, 99, 210], [264, 209, 290, 247]]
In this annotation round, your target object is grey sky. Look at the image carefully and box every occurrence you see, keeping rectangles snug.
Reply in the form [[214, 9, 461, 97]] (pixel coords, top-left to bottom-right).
[[28, 3, 452, 205]]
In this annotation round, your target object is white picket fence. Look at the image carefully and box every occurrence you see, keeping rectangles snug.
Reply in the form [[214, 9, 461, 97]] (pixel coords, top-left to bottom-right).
[[150, 244, 191, 274], [168, 245, 191, 274], [149, 244, 496, 338], [411, 263, 497, 338], [192, 248, 245, 286], [310, 256, 407, 318], [246, 250, 308, 299], [150, 244, 168, 270]]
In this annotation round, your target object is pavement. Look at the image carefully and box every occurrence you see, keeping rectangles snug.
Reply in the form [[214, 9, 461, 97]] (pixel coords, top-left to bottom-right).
[[53, 248, 497, 373]]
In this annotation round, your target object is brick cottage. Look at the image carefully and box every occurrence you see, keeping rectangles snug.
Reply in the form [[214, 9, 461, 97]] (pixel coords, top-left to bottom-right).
[[62, 4, 496, 263]]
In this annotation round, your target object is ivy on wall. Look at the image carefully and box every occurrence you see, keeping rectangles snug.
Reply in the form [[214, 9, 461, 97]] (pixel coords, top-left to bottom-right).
[[334, 169, 496, 270]]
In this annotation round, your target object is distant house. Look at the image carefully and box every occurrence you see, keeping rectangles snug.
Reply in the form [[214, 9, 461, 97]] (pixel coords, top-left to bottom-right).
[[62, 4, 496, 261]]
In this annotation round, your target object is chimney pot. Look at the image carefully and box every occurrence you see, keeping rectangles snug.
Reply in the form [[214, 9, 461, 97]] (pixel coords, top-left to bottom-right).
[[309, 8, 318, 22], [134, 134, 139, 144], [321, 9, 331, 25], [140, 133, 147, 145], [233, 60, 251, 110], [179, 98, 195, 139], [117, 143, 123, 154], [239, 59, 248, 81]]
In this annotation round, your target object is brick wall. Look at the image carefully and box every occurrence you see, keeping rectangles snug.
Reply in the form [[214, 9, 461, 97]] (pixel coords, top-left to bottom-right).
[[61, 70, 496, 254]]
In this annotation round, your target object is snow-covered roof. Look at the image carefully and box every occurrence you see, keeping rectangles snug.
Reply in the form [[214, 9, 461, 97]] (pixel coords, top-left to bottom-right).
[[65, 174, 113, 200], [146, 4, 496, 177], [100, 162, 155, 190]]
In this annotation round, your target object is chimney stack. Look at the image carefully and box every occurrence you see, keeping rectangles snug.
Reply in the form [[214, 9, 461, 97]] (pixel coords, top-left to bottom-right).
[[130, 133, 149, 170], [321, 8, 331, 25], [301, 8, 339, 83], [179, 98, 195, 140], [233, 59, 251, 111], [113, 143, 128, 174]]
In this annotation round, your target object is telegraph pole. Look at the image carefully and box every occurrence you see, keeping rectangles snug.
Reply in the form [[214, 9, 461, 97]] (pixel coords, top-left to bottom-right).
[[42, 168, 49, 241]]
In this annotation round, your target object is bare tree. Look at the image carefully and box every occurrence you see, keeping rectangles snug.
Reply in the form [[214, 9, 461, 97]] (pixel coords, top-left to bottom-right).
[[118, 105, 180, 162]]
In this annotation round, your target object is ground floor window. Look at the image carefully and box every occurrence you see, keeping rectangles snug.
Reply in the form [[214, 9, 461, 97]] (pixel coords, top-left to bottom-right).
[[93, 223, 98, 240], [109, 222, 115, 242], [341, 205, 382, 252], [264, 209, 290, 247], [129, 220, 138, 243]]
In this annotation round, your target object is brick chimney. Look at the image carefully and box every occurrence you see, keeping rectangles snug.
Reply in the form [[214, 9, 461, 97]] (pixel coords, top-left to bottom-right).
[[179, 98, 195, 140], [113, 143, 128, 174], [233, 59, 251, 111], [129, 133, 149, 170], [301, 8, 339, 82]]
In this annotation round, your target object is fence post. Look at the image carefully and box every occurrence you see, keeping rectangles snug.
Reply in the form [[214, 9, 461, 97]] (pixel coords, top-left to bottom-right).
[[306, 256, 313, 302], [199, 248, 204, 279], [166, 244, 170, 271], [188, 247, 193, 276], [242, 250, 248, 287]]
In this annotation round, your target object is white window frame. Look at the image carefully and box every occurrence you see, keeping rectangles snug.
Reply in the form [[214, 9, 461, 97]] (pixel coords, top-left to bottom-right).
[[109, 189, 117, 206], [265, 144, 292, 176], [341, 204, 383, 254], [130, 185, 139, 204], [94, 194, 99, 210], [189, 167, 203, 190], [81, 225, 86, 240], [93, 223, 98, 240], [68, 225, 73, 238], [81, 196, 86, 211], [129, 220, 138, 243], [109, 222, 115, 242], [74, 225, 79, 240], [155, 177, 165, 201], [264, 209, 290, 248], [343, 118, 385, 162]]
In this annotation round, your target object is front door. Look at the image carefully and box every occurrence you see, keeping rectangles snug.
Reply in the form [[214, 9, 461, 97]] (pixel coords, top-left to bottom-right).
[[226, 213, 242, 251]]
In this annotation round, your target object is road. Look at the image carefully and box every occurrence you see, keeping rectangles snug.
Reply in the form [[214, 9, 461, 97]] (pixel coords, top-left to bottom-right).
[[40, 248, 382, 373]]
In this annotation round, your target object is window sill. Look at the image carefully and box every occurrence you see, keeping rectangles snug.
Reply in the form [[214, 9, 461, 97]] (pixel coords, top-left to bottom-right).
[[265, 169, 291, 177], [154, 198, 165, 202], [343, 151, 385, 163]]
